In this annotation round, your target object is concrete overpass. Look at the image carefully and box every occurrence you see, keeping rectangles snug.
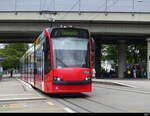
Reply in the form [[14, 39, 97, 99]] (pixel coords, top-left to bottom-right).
[[0, 12, 150, 43]]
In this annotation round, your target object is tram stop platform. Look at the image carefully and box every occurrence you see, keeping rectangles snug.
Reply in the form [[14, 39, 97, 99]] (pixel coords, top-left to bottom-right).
[[0, 75, 46, 102], [92, 78, 150, 90]]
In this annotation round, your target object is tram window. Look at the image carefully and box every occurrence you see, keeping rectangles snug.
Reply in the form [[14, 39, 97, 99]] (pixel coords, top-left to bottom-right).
[[86, 42, 90, 68], [44, 38, 51, 74]]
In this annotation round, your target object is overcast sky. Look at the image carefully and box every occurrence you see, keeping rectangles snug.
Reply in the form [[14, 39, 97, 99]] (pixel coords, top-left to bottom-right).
[[0, 0, 149, 12]]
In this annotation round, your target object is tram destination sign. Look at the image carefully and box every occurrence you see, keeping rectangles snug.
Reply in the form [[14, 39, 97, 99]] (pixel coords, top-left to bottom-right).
[[51, 28, 89, 38]]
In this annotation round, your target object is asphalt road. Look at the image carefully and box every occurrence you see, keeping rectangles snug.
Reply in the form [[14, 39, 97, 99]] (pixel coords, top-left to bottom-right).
[[1, 78, 150, 113]]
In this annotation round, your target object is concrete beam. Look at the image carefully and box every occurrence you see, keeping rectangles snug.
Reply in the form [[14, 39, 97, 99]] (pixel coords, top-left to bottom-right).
[[0, 12, 150, 23], [0, 21, 149, 43], [0, 22, 150, 35], [0, 11, 150, 43]]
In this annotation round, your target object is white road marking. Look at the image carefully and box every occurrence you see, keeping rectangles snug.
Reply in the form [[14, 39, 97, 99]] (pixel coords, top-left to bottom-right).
[[64, 107, 75, 113]]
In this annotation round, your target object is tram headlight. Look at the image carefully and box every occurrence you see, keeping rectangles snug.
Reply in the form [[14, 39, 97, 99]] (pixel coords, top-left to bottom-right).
[[54, 77, 62, 81], [85, 77, 91, 81]]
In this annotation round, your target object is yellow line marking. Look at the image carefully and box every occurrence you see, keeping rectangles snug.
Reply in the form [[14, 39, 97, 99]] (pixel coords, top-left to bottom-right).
[[0, 104, 25, 108], [47, 102, 54, 105], [0, 107, 65, 112]]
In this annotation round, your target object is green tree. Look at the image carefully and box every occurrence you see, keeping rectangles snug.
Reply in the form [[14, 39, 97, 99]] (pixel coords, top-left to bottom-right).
[[127, 43, 147, 64], [101, 44, 118, 64], [101, 43, 147, 68], [0, 43, 28, 70]]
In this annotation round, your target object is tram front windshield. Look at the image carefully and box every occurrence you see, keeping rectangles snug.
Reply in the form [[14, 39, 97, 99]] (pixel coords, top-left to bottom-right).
[[52, 37, 90, 68]]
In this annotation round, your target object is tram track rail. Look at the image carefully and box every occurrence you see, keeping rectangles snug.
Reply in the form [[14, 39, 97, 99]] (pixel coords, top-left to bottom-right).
[[56, 98, 92, 113], [84, 97, 125, 112], [50, 92, 125, 113]]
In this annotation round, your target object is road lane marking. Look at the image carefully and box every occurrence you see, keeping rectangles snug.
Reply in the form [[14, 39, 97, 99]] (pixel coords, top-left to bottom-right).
[[64, 107, 75, 113], [0, 107, 66, 112], [47, 101, 54, 105], [0, 104, 25, 108], [0, 94, 34, 96]]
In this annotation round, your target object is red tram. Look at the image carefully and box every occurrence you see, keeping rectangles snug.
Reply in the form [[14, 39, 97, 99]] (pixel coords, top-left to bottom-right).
[[20, 27, 93, 93]]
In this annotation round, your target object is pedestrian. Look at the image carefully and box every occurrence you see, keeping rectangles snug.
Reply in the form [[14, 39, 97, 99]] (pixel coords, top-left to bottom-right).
[[127, 69, 131, 78], [10, 69, 13, 78], [109, 70, 113, 78], [92, 68, 96, 79], [143, 69, 147, 79], [133, 68, 136, 78]]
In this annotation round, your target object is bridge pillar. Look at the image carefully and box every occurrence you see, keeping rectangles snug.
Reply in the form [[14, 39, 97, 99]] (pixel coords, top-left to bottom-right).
[[147, 38, 150, 80], [95, 41, 101, 78], [118, 40, 127, 78]]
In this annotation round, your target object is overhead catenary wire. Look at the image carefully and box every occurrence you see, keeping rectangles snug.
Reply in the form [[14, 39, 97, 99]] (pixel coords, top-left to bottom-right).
[[59, 0, 81, 20], [40, 0, 52, 11], [40, 0, 56, 22], [107, 0, 120, 10], [91, 0, 120, 20]]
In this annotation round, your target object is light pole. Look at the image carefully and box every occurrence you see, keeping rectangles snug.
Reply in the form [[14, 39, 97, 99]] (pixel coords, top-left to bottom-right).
[[79, 0, 81, 15], [14, 0, 17, 15], [105, 0, 108, 16], [132, 0, 135, 16], [53, 0, 55, 11]]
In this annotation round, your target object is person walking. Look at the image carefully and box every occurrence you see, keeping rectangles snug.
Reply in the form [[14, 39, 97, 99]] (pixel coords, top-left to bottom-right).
[[10, 69, 13, 78], [92, 68, 96, 79], [133, 68, 136, 78], [127, 69, 131, 78], [143, 69, 147, 79]]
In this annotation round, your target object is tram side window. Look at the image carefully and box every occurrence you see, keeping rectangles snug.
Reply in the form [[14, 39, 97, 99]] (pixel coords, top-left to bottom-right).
[[44, 38, 51, 74], [86, 42, 90, 68]]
